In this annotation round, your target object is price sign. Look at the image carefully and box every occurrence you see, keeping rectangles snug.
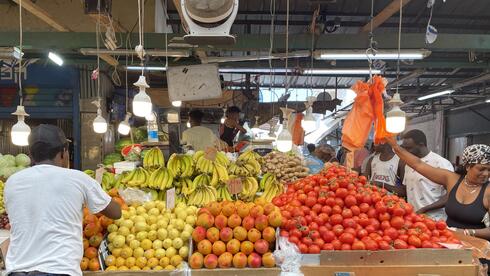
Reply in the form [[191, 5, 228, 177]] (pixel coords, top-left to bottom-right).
[[204, 147, 217, 161], [227, 178, 243, 195], [166, 188, 176, 210], [95, 166, 105, 184]]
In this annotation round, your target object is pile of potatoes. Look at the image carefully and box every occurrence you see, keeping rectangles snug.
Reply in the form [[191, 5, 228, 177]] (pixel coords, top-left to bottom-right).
[[261, 151, 309, 184]]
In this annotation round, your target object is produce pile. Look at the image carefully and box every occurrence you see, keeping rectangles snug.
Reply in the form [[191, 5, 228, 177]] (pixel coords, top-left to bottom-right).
[[0, 153, 31, 179], [103, 201, 197, 271], [262, 151, 309, 184], [189, 200, 281, 269], [274, 164, 460, 253], [81, 189, 127, 271]]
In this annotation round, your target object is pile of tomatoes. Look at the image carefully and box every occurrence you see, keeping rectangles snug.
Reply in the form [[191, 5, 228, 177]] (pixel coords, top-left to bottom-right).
[[272, 164, 460, 254]]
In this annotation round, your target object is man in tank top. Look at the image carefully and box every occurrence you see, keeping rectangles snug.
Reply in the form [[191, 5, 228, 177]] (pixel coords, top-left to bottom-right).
[[365, 143, 405, 196]]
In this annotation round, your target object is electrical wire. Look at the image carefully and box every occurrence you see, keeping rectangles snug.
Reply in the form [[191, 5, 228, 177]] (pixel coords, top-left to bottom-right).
[[284, 0, 290, 122], [269, 0, 276, 122], [395, 0, 403, 95], [366, 0, 375, 81], [18, 0, 23, 106], [97, 0, 101, 103]]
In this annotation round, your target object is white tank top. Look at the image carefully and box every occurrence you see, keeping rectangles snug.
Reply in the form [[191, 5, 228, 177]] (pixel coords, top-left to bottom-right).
[[370, 154, 400, 187]]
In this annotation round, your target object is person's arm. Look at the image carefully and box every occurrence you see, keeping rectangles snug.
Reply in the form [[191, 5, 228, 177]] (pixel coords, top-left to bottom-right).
[[417, 193, 447, 214], [397, 159, 405, 184], [236, 121, 247, 133], [372, 181, 407, 197], [386, 137, 458, 187], [363, 156, 374, 178], [100, 199, 123, 219]]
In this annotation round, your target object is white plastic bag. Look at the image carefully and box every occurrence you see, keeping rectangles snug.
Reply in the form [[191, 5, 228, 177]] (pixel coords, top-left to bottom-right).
[[118, 187, 153, 205], [274, 236, 304, 276]]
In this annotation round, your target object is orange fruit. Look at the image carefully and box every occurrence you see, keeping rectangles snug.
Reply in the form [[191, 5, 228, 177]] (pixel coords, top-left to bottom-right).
[[84, 214, 98, 225], [99, 216, 113, 228], [113, 197, 125, 207], [84, 247, 98, 259], [108, 188, 119, 197], [83, 208, 90, 219], [84, 223, 99, 238], [88, 258, 100, 271], [83, 239, 89, 250], [80, 257, 89, 271], [89, 233, 104, 248], [121, 204, 129, 211]]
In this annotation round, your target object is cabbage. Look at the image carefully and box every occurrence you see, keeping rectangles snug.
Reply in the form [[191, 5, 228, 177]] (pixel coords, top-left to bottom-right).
[[0, 167, 18, 178], [15, 154, 31, 167], [0, 155, 16, 168]]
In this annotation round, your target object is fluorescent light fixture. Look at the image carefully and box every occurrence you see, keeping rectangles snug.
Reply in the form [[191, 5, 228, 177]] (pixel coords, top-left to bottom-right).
[[80, 48, 190, 57], [304, 69, 382, 75], [0, 47, 24, 60], [417, 89, 455, 101], [486, 98, 490, 103], [218, 68, 292, 74], [205, 50, 311, 63], [127, 66, 167, 71], [314, 49, 431, 60], [48, 52, 63, 66], [172, 101, 182, 107]]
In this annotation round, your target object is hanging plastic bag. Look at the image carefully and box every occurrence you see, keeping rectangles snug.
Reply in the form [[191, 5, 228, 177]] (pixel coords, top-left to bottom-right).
[[274, 236, 304, 276], [341, 80, 374, 151], [370, 76, 393, 144]]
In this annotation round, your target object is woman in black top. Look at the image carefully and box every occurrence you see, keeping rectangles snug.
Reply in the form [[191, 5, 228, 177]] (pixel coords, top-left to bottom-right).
[[219, 106, 246, 148], [386, 138, 490, 239]]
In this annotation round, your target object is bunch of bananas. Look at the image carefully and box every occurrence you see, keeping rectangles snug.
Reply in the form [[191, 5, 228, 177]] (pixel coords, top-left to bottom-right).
[[83, 170, 95, 178], [113, 172, 128, 189], [194, 150, 230, 170], [228, 158, 261, 177], [210, 163, 229, 187], [0, 181, 5, 215], [240, 177, 259, 202], [258, 173, 284, 202], [180, 177, 197, 196], [101, 172, 116, 191], [187, 174, 218, 206], [238, 150, 264, 165], [174, 177, 192, 195], [121, 167, 150, 187], [143, 147, 165, 169], [148, 166, 174, 190], [216, 182, 233, 201], [167, 154, 194, 178]]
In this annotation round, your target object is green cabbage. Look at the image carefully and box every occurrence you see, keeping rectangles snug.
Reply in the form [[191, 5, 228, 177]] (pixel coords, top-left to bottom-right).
[[15, 154, 31, 167], [0, 167, 18, 178], [0, 155, 16, 168]]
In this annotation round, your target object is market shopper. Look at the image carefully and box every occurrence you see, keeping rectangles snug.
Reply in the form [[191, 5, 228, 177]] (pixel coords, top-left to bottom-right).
[[386, 138, 490, 237], [219, 106, 247, 147], [304, 144, 324, 174], [365, 142, 405, 196], [182, 109, 218, 151], [315, 144, 339, 163], [4, 124, 122, 276], [397, 129, 453, 221]]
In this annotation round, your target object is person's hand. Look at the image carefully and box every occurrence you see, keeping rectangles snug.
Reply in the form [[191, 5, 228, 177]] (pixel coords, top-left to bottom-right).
[[384, 136, 398, 147]]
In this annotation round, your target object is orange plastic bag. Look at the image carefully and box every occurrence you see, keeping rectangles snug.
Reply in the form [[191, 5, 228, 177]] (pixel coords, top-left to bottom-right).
[[370, 76, 393, 144], [342, 80, 374, 151]]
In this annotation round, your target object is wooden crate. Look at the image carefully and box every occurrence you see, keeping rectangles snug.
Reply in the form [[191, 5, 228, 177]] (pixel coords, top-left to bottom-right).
[[300, 249, 479, 276], [84, 268, 281, 276]]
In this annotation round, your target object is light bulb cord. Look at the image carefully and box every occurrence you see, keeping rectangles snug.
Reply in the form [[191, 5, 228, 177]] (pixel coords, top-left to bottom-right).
[[18, 0, 23, 106], [395, 0, 403, 96], [96, 0, 101, 103]]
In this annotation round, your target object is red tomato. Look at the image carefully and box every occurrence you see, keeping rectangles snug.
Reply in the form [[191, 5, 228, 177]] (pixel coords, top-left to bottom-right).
[[390, 216, 405, 230], [358, 215, 371, 227], [305, 197, 317, 207], [288, 236, 299, 244], [297, 193, 307, 204], [325, 197, 336, 207], [343, 218, 357, 229], [369, 219, 380, 230], [378, 240, 392, 250], [393, 239, 409, 249], [309, 230, 320, 240], [352, 240, 366, 250], [362, 194, 373, 205], [332, 239, 342, 250], [323, 243, 334, 250], [342, 209, 353, 219], [413, 222, 429, 232], [378, 212, 391, 222], [384, 227, 399, 240], [322, 231, 336, 242], [339, 233, 355, 244], [280, 230, 289, 237], [375, 201, 387, 214], [335, 188, 349, 199], [436, 221, 447, 231], [317, 197, 326, 205], [359, 203, 370, 213], [290, 229, 302, 238], [335, 198, 345, 208], [330, 214, 343, 225], [357, 229, 368, 239], [321, 205, 332, 215], [298, 243, 309, 253], [344, 228, 357, 236], [408, 235, 422, 248], [332, 225, 345, 237], [419, 233, 431, 242], [358, 175, 367, 184], [365, 225, 376, 234], [308, 244, 321, 254], [313, 238, 325, 248], [422, 240, 433, 248], [392, 206, 406, 217], [332, 205, 343, 215], [309, 222, 319, 232], [364, 239, 379, 251], [367, 208, 378, 219], [340, 243, 352, 251], [439, 236, 448, 243], [398, 234, 409, 242], [380, 220, 391, 230], [344, 195, 357, 207], [350, 205, 361, 216], [302, 237, 313, 246], [312, 204, 323, 214]]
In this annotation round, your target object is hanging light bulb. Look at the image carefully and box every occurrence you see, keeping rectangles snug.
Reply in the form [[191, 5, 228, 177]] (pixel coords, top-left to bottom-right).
[[386, 93, 406, 134], [92, 100, 107, 134], [276, 107, 294, 152], [118, 113, 131, 135], [172, 100, 182, 107], [133, 75, 152, 117], [301, 96, 317, 133], [11, 105, 30, 146], [186, 121, 191, 128], [251, 116, 261, 135], [220, 107, 226, 124]]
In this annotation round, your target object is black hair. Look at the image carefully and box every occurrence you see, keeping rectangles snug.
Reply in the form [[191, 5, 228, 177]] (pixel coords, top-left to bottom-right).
[[226, 106, 241, 115], [188, 109, 204, 123], [307, 144, 316, 154], [402, 129, 427, 146], [29, 142, 66, 163]]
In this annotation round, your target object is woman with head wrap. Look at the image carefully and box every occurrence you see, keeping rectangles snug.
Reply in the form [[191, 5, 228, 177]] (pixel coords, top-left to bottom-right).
[[386, 138, 490, 239]]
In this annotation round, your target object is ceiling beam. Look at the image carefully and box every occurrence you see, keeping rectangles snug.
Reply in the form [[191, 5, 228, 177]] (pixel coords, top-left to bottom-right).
[[386, 69, 425, 89], [359, 0, 412, 33], [12, 0, 72, 32]]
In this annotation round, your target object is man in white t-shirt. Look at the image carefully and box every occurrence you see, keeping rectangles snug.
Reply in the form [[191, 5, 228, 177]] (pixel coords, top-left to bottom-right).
[[182, 109, 217, 151], [5, 124, 121, 276], [400, 129, 453, 221], [365, 143, 405, 196]]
